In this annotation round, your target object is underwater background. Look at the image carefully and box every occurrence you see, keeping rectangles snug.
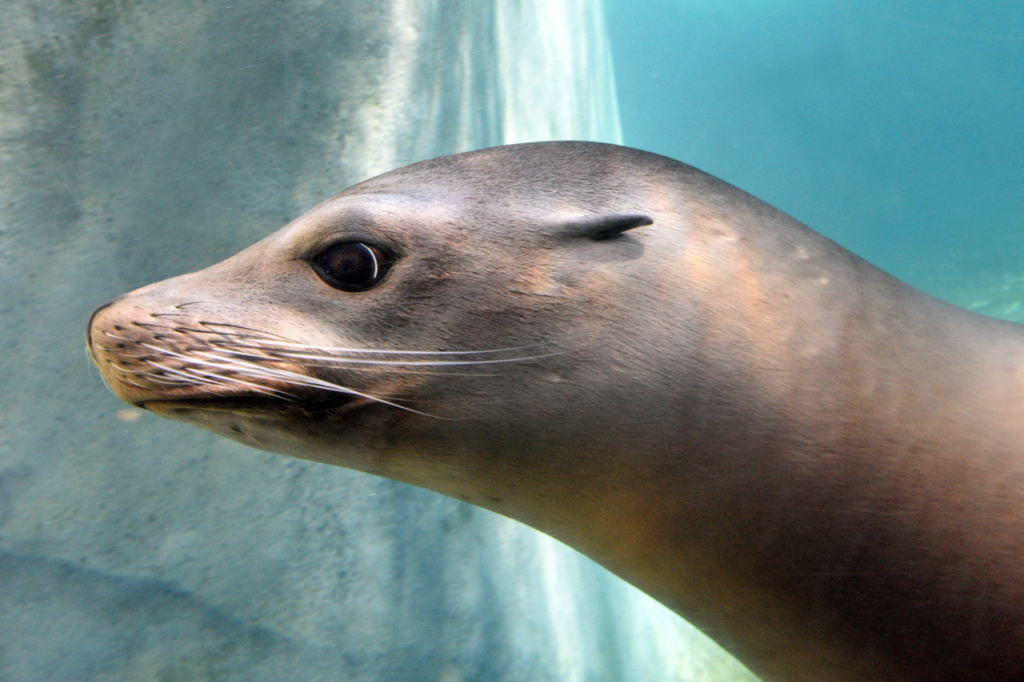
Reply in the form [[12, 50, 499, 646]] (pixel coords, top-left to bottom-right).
[[608, 0, 1024, 323], [0, 0, 1021, 680]]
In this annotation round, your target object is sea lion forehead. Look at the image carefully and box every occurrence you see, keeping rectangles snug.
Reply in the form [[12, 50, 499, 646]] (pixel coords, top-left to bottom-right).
[[275, 192, 461, 247], [267, 143, 674, 256], [351, 141, 657, 201]]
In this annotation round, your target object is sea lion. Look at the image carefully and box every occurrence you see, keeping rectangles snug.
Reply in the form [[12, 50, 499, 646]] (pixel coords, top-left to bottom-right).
[[87, 142, 1024, 681]]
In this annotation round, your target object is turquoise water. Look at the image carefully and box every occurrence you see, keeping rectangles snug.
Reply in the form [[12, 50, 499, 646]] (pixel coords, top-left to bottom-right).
[[606, 0, 1024, 321]]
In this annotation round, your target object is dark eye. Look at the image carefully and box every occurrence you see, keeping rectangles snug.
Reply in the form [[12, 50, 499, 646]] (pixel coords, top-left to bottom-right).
[[312, 242, 393, 292]]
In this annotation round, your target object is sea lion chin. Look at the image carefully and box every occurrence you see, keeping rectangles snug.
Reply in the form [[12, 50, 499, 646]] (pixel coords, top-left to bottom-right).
[[88, 142, 1024, 682]]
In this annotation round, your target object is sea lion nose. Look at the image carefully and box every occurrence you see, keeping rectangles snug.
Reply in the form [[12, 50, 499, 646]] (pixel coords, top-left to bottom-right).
[[86, 294, 179, 406], [86, 296, 126, 357]]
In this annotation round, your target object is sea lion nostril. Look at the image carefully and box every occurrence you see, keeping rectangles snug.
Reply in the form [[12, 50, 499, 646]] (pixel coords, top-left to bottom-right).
[[86, 297, 124, 351]]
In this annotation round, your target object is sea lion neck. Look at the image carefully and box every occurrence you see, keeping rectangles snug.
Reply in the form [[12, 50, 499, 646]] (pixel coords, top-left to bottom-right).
[[512, 273, 1024, 682], [414, 235, 1024, 682]]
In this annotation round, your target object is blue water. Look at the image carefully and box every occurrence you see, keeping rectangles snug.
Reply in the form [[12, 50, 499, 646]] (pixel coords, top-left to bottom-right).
[[606, 0, 1024, 301]]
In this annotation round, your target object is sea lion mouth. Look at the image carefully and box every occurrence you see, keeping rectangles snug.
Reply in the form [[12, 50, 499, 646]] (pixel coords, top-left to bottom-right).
[[140, 392, 364, 417]]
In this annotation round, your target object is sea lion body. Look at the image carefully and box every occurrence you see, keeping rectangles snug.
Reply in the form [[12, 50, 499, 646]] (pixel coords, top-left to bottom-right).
[[88, 142, 1024, 681]]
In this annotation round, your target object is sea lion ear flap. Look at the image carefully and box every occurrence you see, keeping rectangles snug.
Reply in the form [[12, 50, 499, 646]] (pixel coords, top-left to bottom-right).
[[559, 212, 654, 241]]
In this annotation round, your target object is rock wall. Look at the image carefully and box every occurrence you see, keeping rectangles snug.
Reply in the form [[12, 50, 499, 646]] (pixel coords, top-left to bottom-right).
[[0, 1, 753, 679]]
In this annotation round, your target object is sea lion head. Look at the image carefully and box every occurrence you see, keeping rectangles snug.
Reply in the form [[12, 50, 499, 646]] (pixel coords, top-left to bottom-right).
[[87, 142, 713, 502]]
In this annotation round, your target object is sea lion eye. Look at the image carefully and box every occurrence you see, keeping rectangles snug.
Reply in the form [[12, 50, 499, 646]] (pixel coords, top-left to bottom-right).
[[312, 242, 393, 292]]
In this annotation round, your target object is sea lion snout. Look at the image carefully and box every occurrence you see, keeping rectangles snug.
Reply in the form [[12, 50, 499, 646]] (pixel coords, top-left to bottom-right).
[[88, 286, 342, 412], [88, 295, 237, 407]]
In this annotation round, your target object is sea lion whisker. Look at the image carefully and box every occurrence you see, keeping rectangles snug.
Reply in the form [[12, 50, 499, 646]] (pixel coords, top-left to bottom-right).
[[195, 373, 297, 400], [196, 321, 299, 341], [138, 344, 437, 416], [102, 331, 137, 342], [197, 348, 463, 375], [137, 345, 264, 378], [284, 365, 494, 377], [130, 322, 178, 331], [148, 364, 231, 388], [191, 353, 443, 417], [143, 376, 196, 386], [172, 327, 282, 342], [260, 351, 564, 366], [145, 317, 300, 342], [160, 357, 296, 392], [92, 341, 132, 352], [148, 319, 280, 343], [193, 345, 557, 371], [142, 373, 192, 384], [96, 337, 153, 357], [200, 344, 559, 366], [85, 346, 120, 398], [108, 351, 158, 359], [102, 332, 168, 352], [194, 348, 276, 363], [156, 363, 297, 400], [117, 374, 159, 390], [211, 338, 552, 357], [113, 364, 166, 375]]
